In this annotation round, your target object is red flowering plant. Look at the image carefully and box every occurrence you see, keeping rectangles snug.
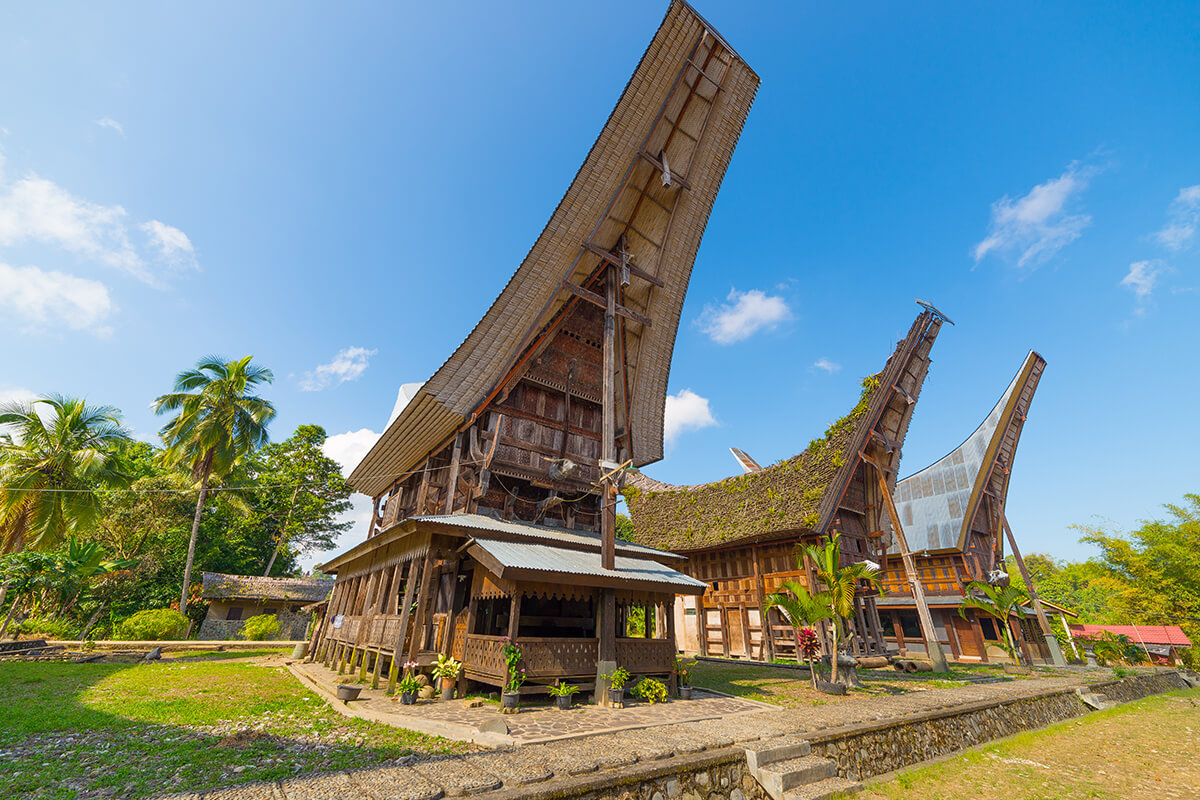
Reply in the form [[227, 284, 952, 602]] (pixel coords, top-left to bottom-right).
[[797, 627, 822, 689], [500, 636, 526, 694]]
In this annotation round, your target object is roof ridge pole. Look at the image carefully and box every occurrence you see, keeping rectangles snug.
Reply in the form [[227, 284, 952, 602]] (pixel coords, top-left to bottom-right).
[[868, 454, 949, 673], [1003, 512, 1068, 666]]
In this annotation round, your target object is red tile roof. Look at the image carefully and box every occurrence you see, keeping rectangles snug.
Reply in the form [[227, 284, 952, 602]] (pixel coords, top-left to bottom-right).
[[1070, 624, 1192, 647]]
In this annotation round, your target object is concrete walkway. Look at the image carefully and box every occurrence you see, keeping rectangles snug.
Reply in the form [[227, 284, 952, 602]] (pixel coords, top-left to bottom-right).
[[159, 669, 1150, 800], [290, 660, 775, 747]]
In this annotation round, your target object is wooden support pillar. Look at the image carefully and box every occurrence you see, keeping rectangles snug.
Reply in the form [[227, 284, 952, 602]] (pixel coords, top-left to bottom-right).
[[387, 557, 420, 693], [752, 546, 774, 662], [871, 458, 949, 673], [507, 592, 522, 640], [407, 551, 438, 663], [594, 263, 618, 705], [440, 557, 462, 657], [444, 433, 464, 515], [696, 592, 709, 656], [595, 589, 617, 706], [1003, 513, 1067, 666]]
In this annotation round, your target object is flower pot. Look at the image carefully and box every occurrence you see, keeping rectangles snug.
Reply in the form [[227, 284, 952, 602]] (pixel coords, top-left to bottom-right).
[[400, 691, 417, 705], [555, 694, 572, 710], [291, 643, 308, 659], [440, 677, 455, 701], [501, 691, 520, 709], [608, 687, 624, 707], [679, 686, 693, 700], [336, 684, 362, 702]]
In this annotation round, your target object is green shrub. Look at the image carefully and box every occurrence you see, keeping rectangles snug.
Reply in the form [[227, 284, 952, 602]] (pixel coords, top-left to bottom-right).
[[117, 608, 189, 640], [238, 614, 281, 641], [17, 615, 78, 639], [632, 676, 669, 704]]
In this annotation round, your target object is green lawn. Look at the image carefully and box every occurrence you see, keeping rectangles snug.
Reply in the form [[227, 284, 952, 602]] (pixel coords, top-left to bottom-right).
[[689, 659, 974, 707], [847, 688, 1200, 799], [0, 659, 468, 799]]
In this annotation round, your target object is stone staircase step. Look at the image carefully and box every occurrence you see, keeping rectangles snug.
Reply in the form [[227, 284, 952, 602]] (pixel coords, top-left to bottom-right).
[[784, 776, 862, 800], [745, 737, 812, 772], [756, 755, 838, 799], [1076, 689, 1117, 711]]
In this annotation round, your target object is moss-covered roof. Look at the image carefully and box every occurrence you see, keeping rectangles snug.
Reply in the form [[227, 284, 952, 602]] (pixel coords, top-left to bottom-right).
[[625, 375, 880, 552]]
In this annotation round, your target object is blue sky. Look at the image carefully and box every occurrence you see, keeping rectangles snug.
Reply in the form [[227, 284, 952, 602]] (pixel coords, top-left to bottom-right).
[[2, 1, 1198, 567]]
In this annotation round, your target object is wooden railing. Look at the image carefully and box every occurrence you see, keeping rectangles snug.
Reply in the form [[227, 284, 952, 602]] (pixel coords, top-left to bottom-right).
[[461, 634, 676, 684]]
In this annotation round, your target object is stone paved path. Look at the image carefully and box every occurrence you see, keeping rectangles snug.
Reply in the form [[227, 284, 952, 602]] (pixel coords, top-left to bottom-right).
[[294, 660, 772, 745], [161, 671, 1115, 800]]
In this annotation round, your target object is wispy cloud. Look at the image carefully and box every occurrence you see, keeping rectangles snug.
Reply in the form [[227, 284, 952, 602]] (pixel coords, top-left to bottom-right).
[[698, 288, 791, 344], [1121, 260, 1164, 316], [95, 118, 124, 136], [1155, 185, 1200, 251], [301, 347, 378, 392], [0, 172, 196, 286], [664, 388, 717, 445], [974, 162, 1097, 268], [813, 358, 841, 374], [0, 261, 114, 335]]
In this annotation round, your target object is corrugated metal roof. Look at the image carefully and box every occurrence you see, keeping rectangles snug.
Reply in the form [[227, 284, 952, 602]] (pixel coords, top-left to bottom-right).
[[471, 537, 707, 593], [411, 513, 682, 561], [1070, 624, 1192, 647]]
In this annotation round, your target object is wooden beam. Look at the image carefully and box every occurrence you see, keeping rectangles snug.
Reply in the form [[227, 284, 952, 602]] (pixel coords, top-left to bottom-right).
[[1003, 512, 1068, 666], [582, 242, 664, 287], [444, 432, 464, 514], [387, 557, 419, 693], [407, 551, 438, 663], [560, 279, 653, 328], [637, 150, 692, 190], [686, 57, 724, 90], [866, 453, 949, 673]]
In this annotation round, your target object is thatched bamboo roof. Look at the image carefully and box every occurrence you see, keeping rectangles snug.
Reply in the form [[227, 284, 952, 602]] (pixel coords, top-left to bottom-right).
[[626, 310, 945, 552], [350, 1, 760, 499], [892, 350, 1045, 553]]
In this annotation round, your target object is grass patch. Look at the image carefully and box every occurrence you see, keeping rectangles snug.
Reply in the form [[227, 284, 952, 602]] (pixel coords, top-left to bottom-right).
[[851, 688, 1200, 799], [170, 647, 293, 660], [0, 659, 467, 799]]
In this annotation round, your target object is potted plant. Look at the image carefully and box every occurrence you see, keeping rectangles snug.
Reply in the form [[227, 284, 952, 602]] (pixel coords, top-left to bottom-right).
[[548, 680, 579, 710], [600, 666, 630, 707], [397, 661, 421, 705], [500, 637, 525, 709], [432, 654, 462, 701], [675, 657, 695, 699]]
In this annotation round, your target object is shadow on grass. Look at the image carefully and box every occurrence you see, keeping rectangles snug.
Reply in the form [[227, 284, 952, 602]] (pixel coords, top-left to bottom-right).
[[0, 659, 463, 799]]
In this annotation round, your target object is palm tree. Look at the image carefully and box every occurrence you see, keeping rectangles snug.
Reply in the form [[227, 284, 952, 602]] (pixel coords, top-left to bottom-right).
[[153, 356, 275, 610], [802, 532, 882, 684], [764, 580, 833, 687], [0, 395, 131, 554], [958, 581, 1028, 663]]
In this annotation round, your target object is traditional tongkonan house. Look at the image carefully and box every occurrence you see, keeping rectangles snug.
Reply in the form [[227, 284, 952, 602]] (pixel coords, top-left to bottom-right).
[[625, 305, 949, 664], [878, 351, 1068, 666], [308, 1, 759, 703]]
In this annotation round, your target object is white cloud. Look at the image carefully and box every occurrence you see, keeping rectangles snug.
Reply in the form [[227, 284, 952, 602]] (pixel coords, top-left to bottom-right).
[[140, 220, 196, 268], [813, 358, 841, 374], [1155, 185, 1200, 251], [698, 288, 791, 344], [0, 387, 38, 407], [301, 347, 378, 392], [1121, 260, 1164, 314], [664, 388, 717, 445], [0, 172, 195, 286], [322, 427, 381, 476], [0, 261, 114, 335], [95, 118, 124, 136], [973, 163, 1096, 268]]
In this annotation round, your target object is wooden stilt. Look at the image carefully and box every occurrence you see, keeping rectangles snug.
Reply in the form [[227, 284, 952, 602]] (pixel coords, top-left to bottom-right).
[[388, 557, 420, 693], [1003, 513, 1067, 666], [869, 456, 949, 673]]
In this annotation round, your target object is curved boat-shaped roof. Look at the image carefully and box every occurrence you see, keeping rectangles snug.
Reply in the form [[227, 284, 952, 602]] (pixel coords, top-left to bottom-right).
[[626, 308, 945, 552], [892, 350, 1046, 554], [350, 1, 760, 498]]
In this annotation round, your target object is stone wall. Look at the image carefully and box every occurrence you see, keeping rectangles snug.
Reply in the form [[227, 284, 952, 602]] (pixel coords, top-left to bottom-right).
[[1087, 670, 1190, 703], [490, 750, 767, 800], [197, 609, 310, 641]]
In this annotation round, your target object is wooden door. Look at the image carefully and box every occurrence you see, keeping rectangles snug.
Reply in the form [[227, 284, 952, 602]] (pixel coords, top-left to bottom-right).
[[726, 605, 746, 657], [952, 613, 985, 660]]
